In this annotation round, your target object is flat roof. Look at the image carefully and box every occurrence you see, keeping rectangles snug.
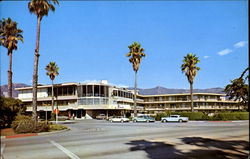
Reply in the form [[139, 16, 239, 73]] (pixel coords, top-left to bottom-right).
[[138, 93, 226, 97]]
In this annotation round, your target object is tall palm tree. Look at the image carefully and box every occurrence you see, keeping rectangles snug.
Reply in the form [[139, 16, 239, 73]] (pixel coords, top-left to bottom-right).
[[28, 0, 59, 122], [0, 18, 23, 98], [181, 53, 200, 112], [126, 42, 146, 117], [45, 62, 59, 116]]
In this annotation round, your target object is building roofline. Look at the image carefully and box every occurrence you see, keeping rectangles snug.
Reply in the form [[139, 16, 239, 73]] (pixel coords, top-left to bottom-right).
[[138, 93, 226, 97]]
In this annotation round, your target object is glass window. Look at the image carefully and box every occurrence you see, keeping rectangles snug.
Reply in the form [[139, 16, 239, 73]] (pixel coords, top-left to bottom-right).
[[113, 90, 118, 96], [94, 85, 100, 97], [87, 85, 93, 96]]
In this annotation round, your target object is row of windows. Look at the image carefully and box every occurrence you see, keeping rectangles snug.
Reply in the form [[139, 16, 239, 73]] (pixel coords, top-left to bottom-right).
[[24, 100, 76, 107], [78, 98, 109, 105], [112, 90, 133, 99], [77, 85, 109, 97], [144, 95, 222, 102], [48, 86, 76, 97], [145, 102, 237, 108]]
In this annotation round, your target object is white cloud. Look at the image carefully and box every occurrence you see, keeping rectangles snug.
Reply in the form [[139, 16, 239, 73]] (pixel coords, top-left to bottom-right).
[[217, 49, 232, 56], [234, 41, 247, 48], [204, 56, 209, 59]]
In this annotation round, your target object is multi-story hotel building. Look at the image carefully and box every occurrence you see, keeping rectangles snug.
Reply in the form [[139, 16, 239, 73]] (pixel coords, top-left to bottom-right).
[[16, 80, 241, 119]]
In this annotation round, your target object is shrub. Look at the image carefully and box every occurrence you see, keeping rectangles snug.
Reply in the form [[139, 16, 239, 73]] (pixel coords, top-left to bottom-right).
[[0, 96, 26, 128], [49, 124, 67, 131], [237, 112, 249, 120], [12, 115, 49, 133], [214, 112, 249, 120], [12, 115, 35, 133], [35, 121, 49, 133]]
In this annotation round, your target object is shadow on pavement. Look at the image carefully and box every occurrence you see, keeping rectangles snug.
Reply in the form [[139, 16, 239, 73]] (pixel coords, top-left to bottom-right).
[[126, 137, 249, 159]]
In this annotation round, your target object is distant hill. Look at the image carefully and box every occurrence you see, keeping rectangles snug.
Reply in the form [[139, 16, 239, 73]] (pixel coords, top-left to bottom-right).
[[0, 83, 30, 97], [129, 86, 225, 95]]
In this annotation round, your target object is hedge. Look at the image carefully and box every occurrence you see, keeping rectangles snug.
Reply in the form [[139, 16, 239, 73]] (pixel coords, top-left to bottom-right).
[[154, 111, 249, 121]]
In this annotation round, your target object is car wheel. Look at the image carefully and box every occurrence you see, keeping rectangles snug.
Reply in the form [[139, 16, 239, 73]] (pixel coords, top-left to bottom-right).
[[179, 119, 183, 123], [121, 120, 124, 123], [146, 120, 149, 123], [133, 120, 137, 123], [110, 120, 113, 123], [162, 119, 166, 123]]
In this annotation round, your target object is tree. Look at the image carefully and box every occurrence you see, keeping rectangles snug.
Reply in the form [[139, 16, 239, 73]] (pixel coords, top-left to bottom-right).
[[126, 42, 146, 117], [0, 18, 23, 98], [225, 67, 249, 110], [0, 96, 26, 128], [181, 53, 200, 112], [45, 62, 59, 118], [28, 0, 59, 122]]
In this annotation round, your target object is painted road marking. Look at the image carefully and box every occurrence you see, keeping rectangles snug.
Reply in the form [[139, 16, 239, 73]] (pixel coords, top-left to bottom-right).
[[1, 143, 6, 159], [50, 140, 80, 159]]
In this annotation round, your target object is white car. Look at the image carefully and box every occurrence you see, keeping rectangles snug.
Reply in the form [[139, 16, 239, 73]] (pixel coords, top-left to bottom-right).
[[109, 116, 130, 123], [161, 115, 188, 122]]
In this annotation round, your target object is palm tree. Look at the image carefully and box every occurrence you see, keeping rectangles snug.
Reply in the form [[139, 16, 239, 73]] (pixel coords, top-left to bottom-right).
[[28, 0, 59, 122], [126, 42, 146, 117], [225, 67, 249, 110], [181, 53, 200, 112], [0, 18, 23, 98], [45, 62, 59, 117]]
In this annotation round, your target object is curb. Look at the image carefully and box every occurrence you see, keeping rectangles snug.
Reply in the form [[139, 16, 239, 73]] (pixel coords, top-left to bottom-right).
[[1, 128, 70, 139]]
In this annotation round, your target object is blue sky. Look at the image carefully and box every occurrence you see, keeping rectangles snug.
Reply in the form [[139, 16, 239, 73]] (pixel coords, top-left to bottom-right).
[[0, 1, 248, 89]]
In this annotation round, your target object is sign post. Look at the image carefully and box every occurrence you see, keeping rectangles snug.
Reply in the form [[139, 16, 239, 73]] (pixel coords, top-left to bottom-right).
[[54, 108, 60, 124]]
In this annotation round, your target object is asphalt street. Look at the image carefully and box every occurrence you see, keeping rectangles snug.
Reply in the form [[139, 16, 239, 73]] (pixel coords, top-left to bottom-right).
[[1, 120, 249, 159]]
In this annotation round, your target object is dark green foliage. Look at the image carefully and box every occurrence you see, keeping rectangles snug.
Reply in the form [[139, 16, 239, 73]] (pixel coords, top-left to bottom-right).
[[173, 112, 204, 120], [224, 67, 249, 110], [0, 96, 26, 128], [12, 115, 49, 133], [214, 112, 249, 121], [155, 111, 249, 121]]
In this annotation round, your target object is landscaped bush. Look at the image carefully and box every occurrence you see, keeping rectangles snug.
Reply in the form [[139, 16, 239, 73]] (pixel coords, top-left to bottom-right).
[[173, 112, 204, 120], [214, 112, 249, 121], [0, 96, 26, 128], [12, 115, 49, 133], [35, 121, 49, 133], [49, 124, 67, 131], [12, 115, 36, 133]]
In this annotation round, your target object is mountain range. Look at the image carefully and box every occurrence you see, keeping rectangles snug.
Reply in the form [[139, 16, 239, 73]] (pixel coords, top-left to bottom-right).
[[1, 83, 225, 97], [130, 86, 225, 95]]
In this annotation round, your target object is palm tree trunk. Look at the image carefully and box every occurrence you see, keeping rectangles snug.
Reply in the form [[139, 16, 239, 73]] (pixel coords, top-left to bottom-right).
[[190, 82, 194, 112], [8, 51, 13, 98], [51, 79, 54, 113], [32, 16, 42, 123], [134, 71, 137, 117]]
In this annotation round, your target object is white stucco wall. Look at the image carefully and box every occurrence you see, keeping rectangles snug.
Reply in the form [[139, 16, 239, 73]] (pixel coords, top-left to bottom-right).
[[18, 88, 48, 99]]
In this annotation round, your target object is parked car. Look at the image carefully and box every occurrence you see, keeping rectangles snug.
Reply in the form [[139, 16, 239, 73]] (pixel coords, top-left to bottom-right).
[[132, 115, 155, 122], [161, 115, 188, 122], [109, 116, 130, 123], [96, 114, 106, 120]]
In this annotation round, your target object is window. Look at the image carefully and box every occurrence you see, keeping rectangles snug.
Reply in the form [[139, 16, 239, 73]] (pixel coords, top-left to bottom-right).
[[94, 85, 99, 96], [87, 85, 93, 96]]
